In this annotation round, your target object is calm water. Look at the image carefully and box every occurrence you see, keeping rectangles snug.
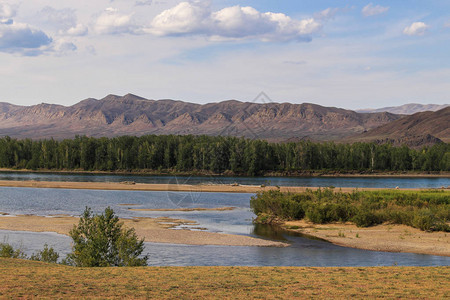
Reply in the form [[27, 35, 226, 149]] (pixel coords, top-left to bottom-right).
[[0, 171, 449, 189], [0, 184, 449, 267]]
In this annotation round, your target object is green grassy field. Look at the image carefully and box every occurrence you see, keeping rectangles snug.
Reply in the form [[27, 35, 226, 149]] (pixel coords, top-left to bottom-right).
[[1, 258, 449, 298]]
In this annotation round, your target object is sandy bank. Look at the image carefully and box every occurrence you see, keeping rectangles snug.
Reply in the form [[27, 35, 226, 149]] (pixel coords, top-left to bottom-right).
[[129, 207, 236, 212], [283, 220, 450, 257], [0, 215, 286, 247], [0, 180, 442, 193]]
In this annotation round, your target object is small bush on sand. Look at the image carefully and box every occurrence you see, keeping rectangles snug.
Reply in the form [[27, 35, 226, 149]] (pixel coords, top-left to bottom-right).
[[64, 207, 148, 267]]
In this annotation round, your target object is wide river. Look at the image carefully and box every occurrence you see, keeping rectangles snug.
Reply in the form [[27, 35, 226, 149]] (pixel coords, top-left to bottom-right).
[[0, 172, 449, 267], [0, 171, 449, 188]]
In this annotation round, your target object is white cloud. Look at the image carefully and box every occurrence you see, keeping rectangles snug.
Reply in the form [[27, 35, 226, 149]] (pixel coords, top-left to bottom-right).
[[148, 2, 321, 42], [41, 7, 77, 29], [94, 7, 137, 34], [362, 3, 389, 17], [403, 22, 429, 36], [62, 24, 88, 36], [135, 0, 153, 6], [0, 3, 16, 19], [0, 21, 52, 55], [444, 21, 450, 28], [0, 2, 16, 24], [40, 6, 88, 37], [52, 39, 77, 55], [314, 7, 340, 20]]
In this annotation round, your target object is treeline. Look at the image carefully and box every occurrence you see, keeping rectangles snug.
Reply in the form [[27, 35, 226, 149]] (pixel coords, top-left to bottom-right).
[[0, 135, 448, 174]]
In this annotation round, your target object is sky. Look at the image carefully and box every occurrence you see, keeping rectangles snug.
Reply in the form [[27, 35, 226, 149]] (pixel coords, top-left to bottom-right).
[[0, 0, 449, 109]]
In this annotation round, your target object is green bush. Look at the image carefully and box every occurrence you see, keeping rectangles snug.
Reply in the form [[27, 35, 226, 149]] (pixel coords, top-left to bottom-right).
[[352, 209, 381, 227], [251, 189, 450, 232], [30, 244, 59, 263], [0, 243, 26, 259], [64, 207, 148, 267]]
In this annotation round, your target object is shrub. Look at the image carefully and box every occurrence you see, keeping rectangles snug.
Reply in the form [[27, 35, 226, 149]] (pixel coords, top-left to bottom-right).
[[412, 209, 450, 232], [64, 207, 148, 267], [30, 244, 59, 263], [0, 243, 26, 259], [352, 209, 382, 227], [250, 189, 450, 232]]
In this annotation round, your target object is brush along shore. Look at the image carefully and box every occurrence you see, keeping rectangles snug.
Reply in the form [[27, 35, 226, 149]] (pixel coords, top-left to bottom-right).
[[252, 189, 450, 256]]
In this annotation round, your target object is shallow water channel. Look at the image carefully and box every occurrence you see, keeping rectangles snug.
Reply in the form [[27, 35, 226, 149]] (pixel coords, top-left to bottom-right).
[[0, 181, 449, 267]]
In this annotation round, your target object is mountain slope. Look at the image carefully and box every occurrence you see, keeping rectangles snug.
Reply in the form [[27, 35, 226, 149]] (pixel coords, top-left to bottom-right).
[[352, 107, 450, 145], [0, 94, 402, 141], [357, 103, 449, 115]]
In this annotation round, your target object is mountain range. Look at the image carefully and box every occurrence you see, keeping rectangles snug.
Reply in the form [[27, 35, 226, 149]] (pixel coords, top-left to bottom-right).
[[352, 106, 450, 146], [0, 94, 448, 146], [357, 103, 449, 114]]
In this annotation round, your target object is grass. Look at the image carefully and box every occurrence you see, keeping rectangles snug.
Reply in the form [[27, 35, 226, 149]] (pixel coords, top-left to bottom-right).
[[0, 258, 449, 298], [251, 189, 450, 231]]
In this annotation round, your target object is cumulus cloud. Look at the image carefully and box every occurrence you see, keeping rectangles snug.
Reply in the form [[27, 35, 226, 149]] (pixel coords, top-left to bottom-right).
[[51, 39, 77, 55], [403, 22, 429, 36], [0, 21, 52, 55], [362, 3, 389, 17], [41, 6, 88, 37], [148, 2, 321, 42], [61, 24, 88, 36], [94, 7, 137, 34]]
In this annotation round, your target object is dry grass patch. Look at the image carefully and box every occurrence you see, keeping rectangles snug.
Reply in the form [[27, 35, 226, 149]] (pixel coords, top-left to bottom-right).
[[1, 258, 449, 298]]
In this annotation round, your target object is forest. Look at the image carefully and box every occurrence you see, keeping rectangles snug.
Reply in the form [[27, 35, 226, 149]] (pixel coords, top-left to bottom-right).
[[0, 135, 448, 175]]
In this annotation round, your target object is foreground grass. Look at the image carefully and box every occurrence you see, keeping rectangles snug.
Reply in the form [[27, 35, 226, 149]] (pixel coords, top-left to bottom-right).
[[1, 258, 449, 298]]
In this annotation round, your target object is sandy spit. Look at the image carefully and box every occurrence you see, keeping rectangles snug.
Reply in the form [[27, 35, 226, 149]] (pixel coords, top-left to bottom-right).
[[129, 207, 236, 212], [0, 215, 286, 247], [283, 220, 450, 257], [0, 180, 442, 193]]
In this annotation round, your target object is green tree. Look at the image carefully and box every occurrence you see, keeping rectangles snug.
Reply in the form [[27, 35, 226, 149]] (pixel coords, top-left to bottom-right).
[[65, 207, 148, 267], [30, 244, 59, 263]]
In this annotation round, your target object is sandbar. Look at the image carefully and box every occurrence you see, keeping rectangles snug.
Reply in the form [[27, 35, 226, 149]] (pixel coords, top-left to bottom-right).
[[283, 220, 450, 257], [129, 207, 236, 212], [0, 215, 286, 247], [0, 180, 444, 193]]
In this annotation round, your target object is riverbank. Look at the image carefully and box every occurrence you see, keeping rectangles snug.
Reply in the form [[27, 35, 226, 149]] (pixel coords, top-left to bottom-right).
[[0, 214, 286, 247], [282, 220, 450, 257], [0, 179, 446, 193], [1, 168, 449, 178], [1, 259, 449, 298]]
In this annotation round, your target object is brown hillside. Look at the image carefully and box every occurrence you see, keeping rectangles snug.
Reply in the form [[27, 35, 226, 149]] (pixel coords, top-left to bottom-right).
[[0, 94, 401, 141], [352, 107, 450, 145]]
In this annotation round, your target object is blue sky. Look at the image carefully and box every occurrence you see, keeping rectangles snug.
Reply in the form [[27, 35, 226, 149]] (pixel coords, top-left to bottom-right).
[[0, 0, 449, 109]]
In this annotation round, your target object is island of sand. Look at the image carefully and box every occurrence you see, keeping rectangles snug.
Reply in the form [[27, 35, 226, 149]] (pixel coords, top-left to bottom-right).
[[282, 220, 450, 257], [0, 214, 286, 247]]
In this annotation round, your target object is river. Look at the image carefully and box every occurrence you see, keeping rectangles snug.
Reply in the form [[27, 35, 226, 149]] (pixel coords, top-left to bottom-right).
[[0, 173, 449, 266]]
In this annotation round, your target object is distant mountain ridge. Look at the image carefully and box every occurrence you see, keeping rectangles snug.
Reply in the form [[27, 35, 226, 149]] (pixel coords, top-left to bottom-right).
[[357, 103, 449, 115], [351, 107, 450, 146], [0, 94, 401, 141]]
